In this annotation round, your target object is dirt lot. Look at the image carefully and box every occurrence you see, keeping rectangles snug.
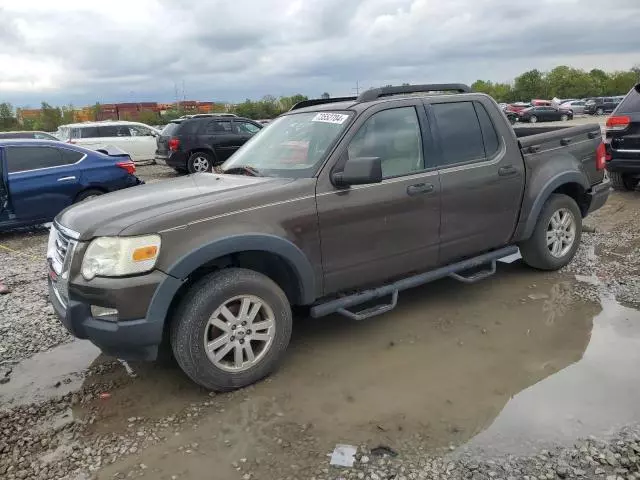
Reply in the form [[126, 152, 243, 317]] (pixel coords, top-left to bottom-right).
[[2, 164, 640, 480]]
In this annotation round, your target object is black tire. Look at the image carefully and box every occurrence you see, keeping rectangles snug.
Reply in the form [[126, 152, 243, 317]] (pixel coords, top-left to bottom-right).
[[187, 152, 214, 174], [170, 268, 292, 391], [173, 167, 188, 174], [519, 194, 582, 271], [609, 171, 638, 191], [75, 189, 104, 202], [596, 107, 604, 116]]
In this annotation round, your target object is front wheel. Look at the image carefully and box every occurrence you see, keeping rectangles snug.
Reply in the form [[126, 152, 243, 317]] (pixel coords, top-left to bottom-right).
[[596, 107, 604, 116], [519, 194, 582, 271], [170, 268, 292, 391]]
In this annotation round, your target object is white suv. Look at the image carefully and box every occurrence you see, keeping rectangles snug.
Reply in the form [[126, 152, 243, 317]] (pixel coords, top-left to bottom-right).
[[56, 121, 160, 164]]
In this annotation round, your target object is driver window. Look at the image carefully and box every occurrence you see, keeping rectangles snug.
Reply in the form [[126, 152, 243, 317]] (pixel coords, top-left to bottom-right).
[[346, 107, 423, 179]]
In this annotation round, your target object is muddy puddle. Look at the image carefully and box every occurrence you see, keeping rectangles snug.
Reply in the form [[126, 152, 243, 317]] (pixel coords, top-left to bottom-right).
[[4, 261, 640, 479]]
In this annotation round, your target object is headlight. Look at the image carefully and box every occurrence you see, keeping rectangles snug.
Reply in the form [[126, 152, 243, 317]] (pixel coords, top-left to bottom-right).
[[81, 235, 161, 280]]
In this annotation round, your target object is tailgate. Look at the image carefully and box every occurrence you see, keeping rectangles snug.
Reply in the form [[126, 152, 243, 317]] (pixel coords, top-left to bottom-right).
[[156, 135, 170, 156], [518, 124, 604, 186]]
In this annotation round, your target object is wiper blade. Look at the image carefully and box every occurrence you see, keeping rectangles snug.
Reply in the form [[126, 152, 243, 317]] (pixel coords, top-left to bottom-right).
[[222, 166, 262, 177]]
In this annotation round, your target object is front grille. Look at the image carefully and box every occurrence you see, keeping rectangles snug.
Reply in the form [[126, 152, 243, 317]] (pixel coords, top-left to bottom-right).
[[48, 225, 78, 307], [51, 228, 71, 276]]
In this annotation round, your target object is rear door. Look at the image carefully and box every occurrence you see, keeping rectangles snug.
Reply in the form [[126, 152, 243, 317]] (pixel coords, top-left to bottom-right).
[[316, 100, 441, 294], [427, 98, 525, 264], [6, 146, 84, 222], [97, 125, 135, 159], [200, 119, 236, 161], [127, 125, 157, 161]]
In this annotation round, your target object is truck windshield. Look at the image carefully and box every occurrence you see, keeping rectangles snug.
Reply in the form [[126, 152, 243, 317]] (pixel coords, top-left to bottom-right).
[[221, 111, 352, 178]]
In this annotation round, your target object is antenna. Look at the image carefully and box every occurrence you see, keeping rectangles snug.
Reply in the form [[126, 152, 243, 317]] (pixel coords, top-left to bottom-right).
[[352, 80, 360, 96]]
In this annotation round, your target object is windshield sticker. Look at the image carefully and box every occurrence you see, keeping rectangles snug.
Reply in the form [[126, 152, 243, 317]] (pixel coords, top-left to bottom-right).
[[312, 113, 349, 124]]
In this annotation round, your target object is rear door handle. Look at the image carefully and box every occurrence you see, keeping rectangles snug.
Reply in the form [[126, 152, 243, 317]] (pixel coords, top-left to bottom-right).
[[407, 183, 434, 196], [498, 166, 517, 177], [57, 176, 76, 182]]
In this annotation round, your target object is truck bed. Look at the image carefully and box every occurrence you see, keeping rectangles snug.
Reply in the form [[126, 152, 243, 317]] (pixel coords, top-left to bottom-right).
[[515, 123, 604, 187]]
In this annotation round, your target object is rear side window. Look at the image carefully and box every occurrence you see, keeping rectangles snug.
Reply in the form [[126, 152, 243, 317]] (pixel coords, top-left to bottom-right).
[[99, 125, 131, 137], [6, 146, 66, 173], [60, 149, 85, 164], [474, 102, 500, 157], [79, 127, 100, 138], [162, 122, 181, 136], [202, 120, 233, 134], [617, 86, 640, 114], [432, 102, 485, 166]]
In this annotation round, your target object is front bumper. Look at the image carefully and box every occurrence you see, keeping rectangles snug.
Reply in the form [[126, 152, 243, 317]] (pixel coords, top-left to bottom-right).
[[587, 178, 611, 214], [49, 270, 169, 361]]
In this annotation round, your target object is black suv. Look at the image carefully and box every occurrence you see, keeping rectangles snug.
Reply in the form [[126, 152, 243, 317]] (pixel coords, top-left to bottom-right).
[[584, 96, 622, 115], [605, 84, 640, 191], [155, 115, 263, 173]]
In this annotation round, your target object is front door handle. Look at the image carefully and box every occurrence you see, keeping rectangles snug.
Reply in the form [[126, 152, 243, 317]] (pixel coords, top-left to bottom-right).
[[407, 183, 434, 196], [57, 176, 76, 182], [498, 166, 517, 177]]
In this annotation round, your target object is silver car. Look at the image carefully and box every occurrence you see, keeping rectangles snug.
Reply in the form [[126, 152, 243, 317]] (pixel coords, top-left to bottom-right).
[[560, 100, 586, 115]]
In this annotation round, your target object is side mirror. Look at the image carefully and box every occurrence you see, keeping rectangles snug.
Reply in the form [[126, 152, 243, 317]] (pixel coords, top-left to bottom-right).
[[331, 156, 382, 187]]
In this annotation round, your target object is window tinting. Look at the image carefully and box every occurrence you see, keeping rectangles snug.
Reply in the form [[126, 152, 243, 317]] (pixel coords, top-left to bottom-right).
[[61, 148, 85, 164], [617, 85, 640, 114], [203, 120, 232, 134], [129, 126, 153, 136], [432, 102, 485, 166], [474, 102, 500, 157], [235, 121, 261, 135], [99, 125, 131, 137], [347, 107, 423, 178], [79, 127, 100, 138], [6, 147, 66, 173]]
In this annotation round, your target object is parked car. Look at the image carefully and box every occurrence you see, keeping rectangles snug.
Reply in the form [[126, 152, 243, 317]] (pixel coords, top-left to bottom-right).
[[584, 97, 622, 115], [506, 102, 532, 113], [0, 140, 142, 231], [517, 106, 574, 123], [0, 131, 59, 140], [531, 99, 552, 107], [48, 83, 610, 391], [55, 121, 160, 164], [155, 115, 263, 173], [560, 100, 587, 115], [604, 83, 640, 191]]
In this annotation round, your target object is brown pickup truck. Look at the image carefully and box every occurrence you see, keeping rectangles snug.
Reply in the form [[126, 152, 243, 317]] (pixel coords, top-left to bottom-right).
[[48, 84, 610, 391]]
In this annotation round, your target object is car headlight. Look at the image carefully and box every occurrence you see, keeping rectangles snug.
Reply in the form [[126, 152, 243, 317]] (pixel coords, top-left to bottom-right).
[[81, 235, 161, 280]]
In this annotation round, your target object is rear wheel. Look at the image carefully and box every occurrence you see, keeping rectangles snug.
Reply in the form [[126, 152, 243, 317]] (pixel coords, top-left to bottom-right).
[[75, 189, 103, 202], [187, 152, 214, 174], [519, 194, 582, 271], [609, 171, 639, 191], [529, 115, 538, 123], [596, 107, 604, 116], [560, 114, 569, 122], [170, 268, 292, 391]]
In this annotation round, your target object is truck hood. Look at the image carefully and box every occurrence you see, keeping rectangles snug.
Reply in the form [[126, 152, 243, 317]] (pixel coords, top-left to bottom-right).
[[57, 173, 289, 240]]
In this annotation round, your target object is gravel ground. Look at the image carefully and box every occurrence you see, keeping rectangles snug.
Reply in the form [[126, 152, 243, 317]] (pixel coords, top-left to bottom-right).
[[1, 172, 640, 479]]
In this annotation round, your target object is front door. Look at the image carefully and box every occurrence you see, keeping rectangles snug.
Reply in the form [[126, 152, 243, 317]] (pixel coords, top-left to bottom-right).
[[427, 99, 525, 264], [316, 101, 441, 295], [232, 120, 262, 149], [6, 146, 82, 223], [97, 125, 135, 160], [200, 119, 237, 161]]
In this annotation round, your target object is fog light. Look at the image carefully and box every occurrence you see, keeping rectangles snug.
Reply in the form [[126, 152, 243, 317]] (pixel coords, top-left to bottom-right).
[[90, 305, 119, 320]]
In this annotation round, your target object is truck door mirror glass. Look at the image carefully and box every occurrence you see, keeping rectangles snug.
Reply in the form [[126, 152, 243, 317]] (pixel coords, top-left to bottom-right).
[[332, 156, 382, 186]]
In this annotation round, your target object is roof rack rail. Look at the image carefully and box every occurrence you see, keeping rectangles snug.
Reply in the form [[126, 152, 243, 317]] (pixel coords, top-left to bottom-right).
[[290, 96, 357, 111], [356, 83, 472, 103]]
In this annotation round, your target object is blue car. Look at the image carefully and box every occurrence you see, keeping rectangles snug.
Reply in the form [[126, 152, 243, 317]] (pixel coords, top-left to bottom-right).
[[0, 140, 143, 231]]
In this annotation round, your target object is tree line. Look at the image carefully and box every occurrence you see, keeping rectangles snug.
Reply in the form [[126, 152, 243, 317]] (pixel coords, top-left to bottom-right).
[[1, 65, 639, 132], [472, 65, 640, 103]]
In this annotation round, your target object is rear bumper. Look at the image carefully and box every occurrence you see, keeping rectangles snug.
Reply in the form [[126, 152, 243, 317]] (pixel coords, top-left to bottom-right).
[[155, 152, 187, 169], [606, 154, 640, 174], [49, 270, 169, 361], [587, 178, 611, 214]]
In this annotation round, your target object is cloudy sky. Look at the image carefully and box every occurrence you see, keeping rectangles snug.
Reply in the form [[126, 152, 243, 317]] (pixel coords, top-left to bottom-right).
[[1, 0, 639, 107]]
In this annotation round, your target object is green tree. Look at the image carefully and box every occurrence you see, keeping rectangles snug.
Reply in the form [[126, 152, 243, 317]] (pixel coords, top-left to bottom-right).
[[606, 71, 637, 95], [514, 69, 548, 101], [137, 110, 159, 125], [91, 102, 101, 121], [0, 102, 16, 130], [39, 102, 63, 132], [320, 92, 330, 99], [61, 104, 75, 124]]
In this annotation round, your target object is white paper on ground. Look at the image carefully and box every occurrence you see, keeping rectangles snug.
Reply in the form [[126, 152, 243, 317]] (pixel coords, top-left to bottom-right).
[[329, 444, 357, 467]]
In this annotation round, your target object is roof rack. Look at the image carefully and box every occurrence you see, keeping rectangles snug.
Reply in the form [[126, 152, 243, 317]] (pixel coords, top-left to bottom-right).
[[356, 83, 472, 103], [290, 96, 357, 111]]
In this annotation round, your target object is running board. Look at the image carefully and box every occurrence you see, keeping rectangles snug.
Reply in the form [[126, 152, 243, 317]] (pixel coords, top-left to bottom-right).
[[310, 246, 518, 320]]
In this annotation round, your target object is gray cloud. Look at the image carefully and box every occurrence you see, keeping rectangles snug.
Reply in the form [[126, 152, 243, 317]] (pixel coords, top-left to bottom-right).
[[2, 0, 640, 107]]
